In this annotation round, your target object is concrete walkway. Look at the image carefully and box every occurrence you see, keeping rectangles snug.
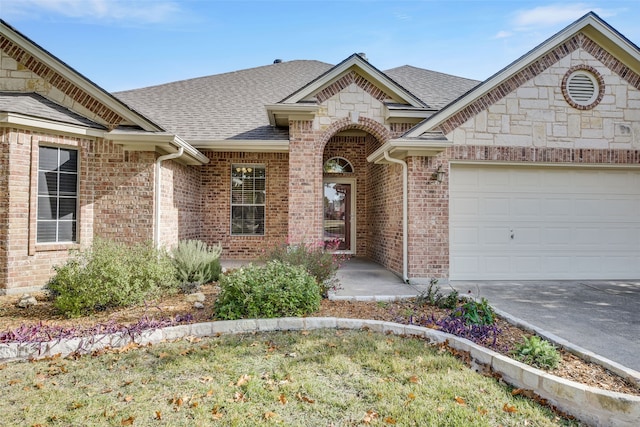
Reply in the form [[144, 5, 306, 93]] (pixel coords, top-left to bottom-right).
[[332, 258, 640, 373]]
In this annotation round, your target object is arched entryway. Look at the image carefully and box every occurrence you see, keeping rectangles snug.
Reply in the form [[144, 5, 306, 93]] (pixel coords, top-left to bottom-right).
[[320, 124, 392, 261]]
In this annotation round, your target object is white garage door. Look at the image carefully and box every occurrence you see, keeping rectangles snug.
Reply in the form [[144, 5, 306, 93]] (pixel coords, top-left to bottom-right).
[[449, 164, 640, 280]]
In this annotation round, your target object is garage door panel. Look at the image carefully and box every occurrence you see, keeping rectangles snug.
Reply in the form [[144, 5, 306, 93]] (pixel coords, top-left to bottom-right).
[[482, 198, 509, 217], [450, 165, 640, 280], [451, 197, 479, 216], [542, 227, 572, 245], [450, 226, 479, 245], [484, 256, 510, 273]]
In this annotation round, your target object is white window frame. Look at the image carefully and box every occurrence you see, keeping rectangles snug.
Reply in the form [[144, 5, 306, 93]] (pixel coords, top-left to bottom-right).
[[230, 164, 266, 236]]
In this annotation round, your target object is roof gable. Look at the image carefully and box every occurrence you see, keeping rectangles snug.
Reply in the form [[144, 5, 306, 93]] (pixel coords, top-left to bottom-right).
[[0, 20, 160, 131], [280, 53, 427, 107], [266, 54, 435, 128], [403, 12, 640, 139]]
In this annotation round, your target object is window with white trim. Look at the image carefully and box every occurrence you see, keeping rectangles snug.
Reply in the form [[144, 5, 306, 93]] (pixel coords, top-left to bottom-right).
[[231, 164, 265, 235], [37, 146, 78, 243]]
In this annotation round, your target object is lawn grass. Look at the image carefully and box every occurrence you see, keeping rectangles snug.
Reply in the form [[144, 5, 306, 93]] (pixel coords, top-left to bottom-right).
[[1, 329, 581, 426]]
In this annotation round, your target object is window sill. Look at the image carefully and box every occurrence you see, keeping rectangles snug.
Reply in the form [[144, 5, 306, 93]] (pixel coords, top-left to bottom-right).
[[35, 242, 80, 252]]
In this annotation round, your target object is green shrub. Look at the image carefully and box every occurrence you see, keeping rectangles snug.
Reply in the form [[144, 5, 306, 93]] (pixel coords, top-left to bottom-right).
[[416, 279, 459, 309], [262, 240, 346, 297], [214, 260, 321, 320], [513, 335, 561, 370], [45, 239, 178, 317], [171, 239, 222, 291], [452, 297, 495, 325]]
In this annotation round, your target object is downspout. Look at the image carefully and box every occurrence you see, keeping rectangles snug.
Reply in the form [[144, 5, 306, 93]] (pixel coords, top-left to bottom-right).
[[154, 146, 184, 249], [382, 151, 409, 283]]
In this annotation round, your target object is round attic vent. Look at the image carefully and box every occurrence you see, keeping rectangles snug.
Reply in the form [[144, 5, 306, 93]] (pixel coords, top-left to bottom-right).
[[562, 66, 604, 110]]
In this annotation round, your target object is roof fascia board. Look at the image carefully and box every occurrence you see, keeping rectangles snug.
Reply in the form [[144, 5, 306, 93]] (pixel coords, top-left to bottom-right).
[[106, 131, 209, 165], [367, 138, 450, 163], [281, 54, 427, 108], [403, 13, 638, 138], [190, 139, 289, 153], [0, 112, 104, 137], [265, 104, 320, 126], [0, 20, 162, 132]]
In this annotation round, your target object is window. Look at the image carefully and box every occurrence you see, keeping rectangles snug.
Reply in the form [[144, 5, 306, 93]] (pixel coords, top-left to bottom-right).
[[37, 146, 78, 243], [231, 165, 265, 235], [324, 157, 353, 173]]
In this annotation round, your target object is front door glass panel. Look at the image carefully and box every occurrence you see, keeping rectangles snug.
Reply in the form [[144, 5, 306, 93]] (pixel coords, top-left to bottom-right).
[[323, 182, 351, 250]]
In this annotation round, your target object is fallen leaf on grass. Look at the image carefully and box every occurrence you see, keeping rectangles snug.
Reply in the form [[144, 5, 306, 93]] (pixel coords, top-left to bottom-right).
[[211, 405, 224, 420], [154, 410, 162, 420], [121, 416, 135, 425], [236, 374, 250, 387], [123, 395, 133, 403], [264, 411, 278, 420], [363, 410, 379, 424], [454, 396, 466, 406], [477, 406, 488, 415], [296, 393, 315, 404], [408, 375, 420, 384], [503, 403, 518, 413], [278, 394, 287, 405], [384, 416, 397, 424], [8, 379, 21, 386]]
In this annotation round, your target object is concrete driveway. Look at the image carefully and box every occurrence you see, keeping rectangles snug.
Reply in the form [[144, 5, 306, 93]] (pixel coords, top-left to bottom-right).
[[450, 280, 640, 372]]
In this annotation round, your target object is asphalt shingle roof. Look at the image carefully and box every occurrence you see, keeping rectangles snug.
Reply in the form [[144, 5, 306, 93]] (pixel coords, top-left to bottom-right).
[[113, 59, 480, 142], [0, 92, 105, 129], [385, 65, 479, 110]]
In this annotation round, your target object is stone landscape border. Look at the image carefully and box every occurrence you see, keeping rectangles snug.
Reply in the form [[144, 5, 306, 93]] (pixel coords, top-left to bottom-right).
[[1, 317, 638, 427]]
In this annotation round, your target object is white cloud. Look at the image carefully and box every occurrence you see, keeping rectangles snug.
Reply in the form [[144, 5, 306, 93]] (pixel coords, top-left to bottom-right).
[[511, 3, 615, 30], [492, 30, 513, 39], [2, 0, 181, 24]]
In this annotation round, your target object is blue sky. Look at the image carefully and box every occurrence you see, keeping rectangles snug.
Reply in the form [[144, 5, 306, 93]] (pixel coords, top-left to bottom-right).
[[1, 1, 639, 92]]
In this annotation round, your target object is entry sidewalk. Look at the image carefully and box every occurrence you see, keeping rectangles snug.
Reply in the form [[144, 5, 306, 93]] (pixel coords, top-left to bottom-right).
[[331, 258, 640, 373]]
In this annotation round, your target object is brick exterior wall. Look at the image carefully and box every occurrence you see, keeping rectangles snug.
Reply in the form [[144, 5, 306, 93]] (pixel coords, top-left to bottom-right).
[[367, 161, 403, 274], [0, 126, 167, 293], [200, 151, 289, 259], [0, 128, 8, 290], [158, 160, 202, 248], [1, 128, 92, 292], [91, 143, 156, 243], [406, 156, 449, 279]]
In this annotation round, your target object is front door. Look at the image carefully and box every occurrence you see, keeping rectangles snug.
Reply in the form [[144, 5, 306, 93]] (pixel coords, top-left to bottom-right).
[[323, 180, 355, 253]]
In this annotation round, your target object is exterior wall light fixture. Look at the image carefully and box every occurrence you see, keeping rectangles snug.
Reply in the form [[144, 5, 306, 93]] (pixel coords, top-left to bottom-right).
[[433, 165, 445, 183]]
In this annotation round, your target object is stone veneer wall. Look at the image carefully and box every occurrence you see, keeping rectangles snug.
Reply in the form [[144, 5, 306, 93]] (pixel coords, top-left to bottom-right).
[[444, 38, 640, 149], [200, 151, 289, 259], [158, 160, 202, 248]]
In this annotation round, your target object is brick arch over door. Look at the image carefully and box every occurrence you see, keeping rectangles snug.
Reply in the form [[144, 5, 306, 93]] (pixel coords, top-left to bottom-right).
[[317, 117, 402, 265], [316, 117, 391, 153]]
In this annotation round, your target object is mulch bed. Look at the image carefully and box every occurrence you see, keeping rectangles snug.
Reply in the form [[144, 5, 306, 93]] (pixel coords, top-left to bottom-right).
[[0, 284, 638, 396]]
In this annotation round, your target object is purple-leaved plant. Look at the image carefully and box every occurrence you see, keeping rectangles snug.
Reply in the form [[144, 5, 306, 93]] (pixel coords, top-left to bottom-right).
[[0, 314, 194, 347]]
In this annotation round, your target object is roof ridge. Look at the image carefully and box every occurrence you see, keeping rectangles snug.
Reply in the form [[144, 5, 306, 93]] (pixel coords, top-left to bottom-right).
[[115, 59, 334, 94]]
